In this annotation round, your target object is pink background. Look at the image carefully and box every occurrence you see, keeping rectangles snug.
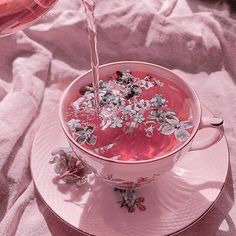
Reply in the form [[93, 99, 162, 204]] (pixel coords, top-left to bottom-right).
[[0, 0, 236, 235]]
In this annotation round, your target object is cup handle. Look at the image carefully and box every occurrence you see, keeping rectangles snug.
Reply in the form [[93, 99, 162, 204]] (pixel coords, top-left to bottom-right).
[[190, 117, 224, 151]]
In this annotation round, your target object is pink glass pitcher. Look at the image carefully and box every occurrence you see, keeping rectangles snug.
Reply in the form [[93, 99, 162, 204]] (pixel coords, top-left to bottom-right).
[[0, 0, 58, 36]]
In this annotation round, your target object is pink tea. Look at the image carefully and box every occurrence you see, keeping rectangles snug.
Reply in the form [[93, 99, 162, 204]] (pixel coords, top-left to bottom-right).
[[65, 70, 194, 161]]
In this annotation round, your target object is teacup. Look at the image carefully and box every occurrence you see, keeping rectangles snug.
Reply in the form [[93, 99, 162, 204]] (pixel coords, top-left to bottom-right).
[[59, 61, 223, 189]]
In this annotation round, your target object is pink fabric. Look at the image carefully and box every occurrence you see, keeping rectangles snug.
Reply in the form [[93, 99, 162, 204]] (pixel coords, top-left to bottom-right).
[[0, 0, 236, 235]]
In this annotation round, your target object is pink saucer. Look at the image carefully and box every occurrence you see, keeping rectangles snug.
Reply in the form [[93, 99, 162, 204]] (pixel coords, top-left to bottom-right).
[[31, 105, 229, 236]]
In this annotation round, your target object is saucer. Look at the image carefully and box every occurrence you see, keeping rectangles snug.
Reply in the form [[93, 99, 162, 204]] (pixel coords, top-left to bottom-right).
[[31, 105, 229, 236]]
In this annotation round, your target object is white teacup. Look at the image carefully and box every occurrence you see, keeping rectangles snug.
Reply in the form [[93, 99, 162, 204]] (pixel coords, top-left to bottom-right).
[[59, 61, 223, 189]]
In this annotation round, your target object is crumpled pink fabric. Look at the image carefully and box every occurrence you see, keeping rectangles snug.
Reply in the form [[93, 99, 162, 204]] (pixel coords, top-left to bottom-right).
[[0, 0, 236, 235]]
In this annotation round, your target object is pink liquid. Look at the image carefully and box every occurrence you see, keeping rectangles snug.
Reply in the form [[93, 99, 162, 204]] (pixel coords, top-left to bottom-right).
[[0, 0, 57, 37], [82, 0, 100, 112], [66, 70, 194, 161]]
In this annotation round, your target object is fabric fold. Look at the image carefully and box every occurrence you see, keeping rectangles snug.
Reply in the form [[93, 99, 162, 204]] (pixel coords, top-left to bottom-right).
[[0, 0, 236, 235]]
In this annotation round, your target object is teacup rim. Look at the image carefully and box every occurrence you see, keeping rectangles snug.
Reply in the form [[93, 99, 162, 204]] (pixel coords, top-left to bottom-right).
[[59, 60, 201, 164]]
